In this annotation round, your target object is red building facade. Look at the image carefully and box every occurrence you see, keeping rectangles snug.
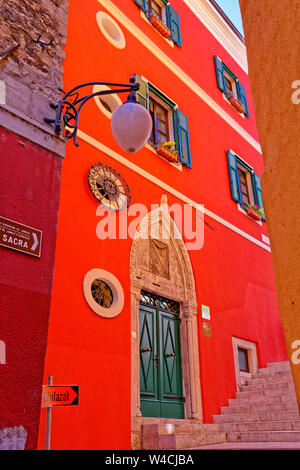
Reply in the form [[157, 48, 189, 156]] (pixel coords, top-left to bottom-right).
[[37, 0, 287, 450], [0, 0, 68, 450]]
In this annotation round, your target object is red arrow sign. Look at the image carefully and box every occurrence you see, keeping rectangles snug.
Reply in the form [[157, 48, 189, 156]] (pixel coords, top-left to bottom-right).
[[41, 385, 79, 407]]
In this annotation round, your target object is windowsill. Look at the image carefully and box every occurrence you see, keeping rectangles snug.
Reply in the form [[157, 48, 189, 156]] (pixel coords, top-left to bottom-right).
[[239, 370, 252, 385], [222, 93, 245, 119], [261, 233, 270, 245], [237, 203, 262, 225], [140, 11, 174, 47], [145, 142, 182, 171]]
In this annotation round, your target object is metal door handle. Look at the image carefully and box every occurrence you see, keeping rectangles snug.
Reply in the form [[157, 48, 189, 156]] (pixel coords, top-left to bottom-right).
[[142, 347, 152, 352], [154, 354, 159, 368], [166, 353, 175, 357]]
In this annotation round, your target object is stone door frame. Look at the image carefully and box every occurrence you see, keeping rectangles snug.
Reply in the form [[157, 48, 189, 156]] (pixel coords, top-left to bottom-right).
[[130, 196, 203, 447]]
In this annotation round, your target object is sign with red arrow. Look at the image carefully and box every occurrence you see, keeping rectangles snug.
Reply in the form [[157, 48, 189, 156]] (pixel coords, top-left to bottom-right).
[[41, 385, 79, 407], [0, 216, 42, 257]]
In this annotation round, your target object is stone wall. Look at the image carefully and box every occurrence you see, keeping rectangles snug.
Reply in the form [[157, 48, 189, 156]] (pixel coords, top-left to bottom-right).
[[0, 426, 27, 450], [0, 0, 69, 127]]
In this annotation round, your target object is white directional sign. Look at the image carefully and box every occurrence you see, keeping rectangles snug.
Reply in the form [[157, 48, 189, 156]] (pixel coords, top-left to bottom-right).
[[0, 216, 42, 257]]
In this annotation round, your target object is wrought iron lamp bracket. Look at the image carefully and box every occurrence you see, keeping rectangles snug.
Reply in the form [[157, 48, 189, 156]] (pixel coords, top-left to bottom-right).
[[45, 77, 139, 147]]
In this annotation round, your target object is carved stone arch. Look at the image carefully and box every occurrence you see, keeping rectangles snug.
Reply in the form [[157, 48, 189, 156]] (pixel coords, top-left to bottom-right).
[[130, 195, 203, 449]]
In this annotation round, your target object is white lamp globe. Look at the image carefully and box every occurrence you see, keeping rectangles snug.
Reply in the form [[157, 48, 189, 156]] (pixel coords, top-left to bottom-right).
[[111, 100, 152, 153]]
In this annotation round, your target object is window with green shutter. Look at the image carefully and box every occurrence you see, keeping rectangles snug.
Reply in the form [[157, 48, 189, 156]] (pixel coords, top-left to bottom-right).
[[227, 150, 265, 221], [214, 56, 249, 117], [167, 5, 182, 47], [134, 0, 182, 47], [134, 74, 192, 168]]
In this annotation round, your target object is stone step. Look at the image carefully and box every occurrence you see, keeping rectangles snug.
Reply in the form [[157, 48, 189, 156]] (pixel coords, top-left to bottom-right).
[[193, 441, 300, 450], [208, 362, 300, 448], [221, 402, 298, 414], [174, 432, 226, 449], [213, 410, 299, 424], [236, 388, 294, 399], [229, 394, 297, 406], [219, 420, 300, 433], [226, 430, 300, 443], [240, 381, 293, 393], [247, 376, 293, 387], [252, 370, 291, 380], [265, 361, 291, 371], [141, 417, 202, 425], [158, 422, 220, 435]]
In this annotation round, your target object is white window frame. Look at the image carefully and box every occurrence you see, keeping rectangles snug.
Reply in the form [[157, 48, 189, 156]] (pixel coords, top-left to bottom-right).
[[232, 337, 258, 389]]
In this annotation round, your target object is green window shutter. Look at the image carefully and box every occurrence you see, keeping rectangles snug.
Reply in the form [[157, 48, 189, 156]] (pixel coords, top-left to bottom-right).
[[236, 81, 249, 117], [227, 151, 242, 203], [175, 109, 192, 168], [214, 56, 225, 93], [167, 5, 182, 47], [134, 0, 148, 12], [253, 173, 265, 219], [134, 74, 149, 109]]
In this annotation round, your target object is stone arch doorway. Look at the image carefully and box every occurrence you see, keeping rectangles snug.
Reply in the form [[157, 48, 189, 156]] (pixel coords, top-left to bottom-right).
[[130, 195, 202, 448]]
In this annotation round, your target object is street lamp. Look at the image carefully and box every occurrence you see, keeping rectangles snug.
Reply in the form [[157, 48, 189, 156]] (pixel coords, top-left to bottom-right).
[[45, 76, 152, 153]]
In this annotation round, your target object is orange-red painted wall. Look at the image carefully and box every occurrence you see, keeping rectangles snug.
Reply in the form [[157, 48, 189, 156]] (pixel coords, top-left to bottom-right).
[[38, 0, 287, 450]]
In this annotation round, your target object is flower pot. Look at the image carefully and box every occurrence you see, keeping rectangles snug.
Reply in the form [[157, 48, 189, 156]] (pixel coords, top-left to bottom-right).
[[247, 208, 262, 221], [149, 14, 171, 38], [229, 96, 244, 113], [156, 145, 178, 163], [149, 14, 158, 27], [160, 24, 171, 38]]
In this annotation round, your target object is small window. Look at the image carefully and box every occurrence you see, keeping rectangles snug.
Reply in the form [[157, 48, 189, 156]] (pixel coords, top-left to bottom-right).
[[223, 70, 237, 98], [91, 279, 113, 308], [214, 56, 249, 117], [227, 150, 265, 220], [135, 74, 192, 168], [134, 0, 182, 47], [96, 12, 126, 49], [149, 94, 171, 146], [237, 162, 253, 206], [224, 75, 233, 96], [238, 347, 250, 373], [149, 0, 163, 19], [83, 269, 124, 319], [93, 84, 123, 119]]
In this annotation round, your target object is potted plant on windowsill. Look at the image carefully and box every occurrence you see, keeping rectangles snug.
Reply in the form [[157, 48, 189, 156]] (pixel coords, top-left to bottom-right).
[[227, 92, 244, 114], [156, 141, 178, 163], [246, 204, 265, 221], [148, 13, 171, 38]]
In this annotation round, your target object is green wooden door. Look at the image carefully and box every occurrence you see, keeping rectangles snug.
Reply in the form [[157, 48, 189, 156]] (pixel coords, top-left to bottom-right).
[[139, 291, 184, 419]]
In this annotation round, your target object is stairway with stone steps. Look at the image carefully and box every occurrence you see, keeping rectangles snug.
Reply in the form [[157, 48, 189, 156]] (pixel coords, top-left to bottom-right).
[[141, 362, 300, 450], [199, 361, 300, 449]]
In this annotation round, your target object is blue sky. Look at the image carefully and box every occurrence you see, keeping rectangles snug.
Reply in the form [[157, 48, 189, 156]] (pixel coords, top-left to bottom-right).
[[214, 0, 244, 36]]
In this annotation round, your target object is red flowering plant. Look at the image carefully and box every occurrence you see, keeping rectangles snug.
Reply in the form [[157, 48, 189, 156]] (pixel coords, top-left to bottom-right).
[[246, 203, 265, 220]]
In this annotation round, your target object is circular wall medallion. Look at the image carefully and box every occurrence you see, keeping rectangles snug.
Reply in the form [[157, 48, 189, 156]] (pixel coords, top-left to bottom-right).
[[93, 84, 123, 119], [83, 269, 124, 318], [96, 11, 126, 49], [88, 163, 131, 210]]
